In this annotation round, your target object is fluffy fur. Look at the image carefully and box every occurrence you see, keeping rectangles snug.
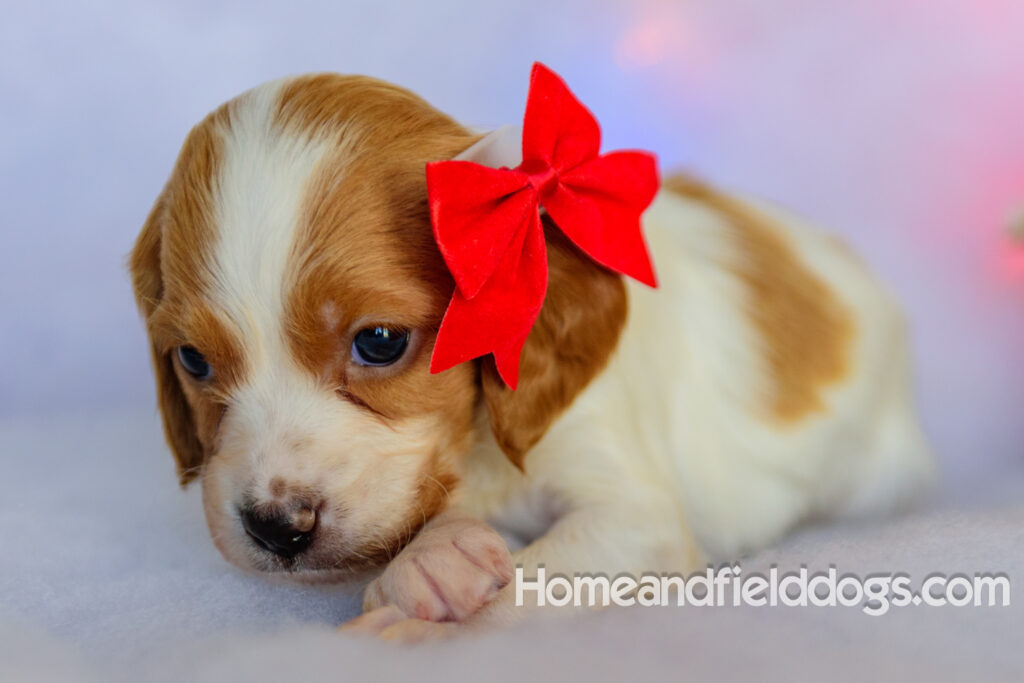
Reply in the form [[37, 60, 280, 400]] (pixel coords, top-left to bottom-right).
[[130, 73, 934, 637]]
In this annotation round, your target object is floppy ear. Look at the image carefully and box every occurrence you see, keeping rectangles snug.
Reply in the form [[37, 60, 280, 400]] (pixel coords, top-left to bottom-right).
[[129, 194, 204, 486], [480, 217, 628, 469]]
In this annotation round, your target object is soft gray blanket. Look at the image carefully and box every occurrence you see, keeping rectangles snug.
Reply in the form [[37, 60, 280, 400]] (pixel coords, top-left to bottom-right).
[[1, 413, 1020, 682]]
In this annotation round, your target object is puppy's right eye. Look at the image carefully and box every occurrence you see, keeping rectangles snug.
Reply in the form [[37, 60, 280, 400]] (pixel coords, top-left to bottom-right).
[[177, 345, 213, 380], [351, 326, 409, 366]]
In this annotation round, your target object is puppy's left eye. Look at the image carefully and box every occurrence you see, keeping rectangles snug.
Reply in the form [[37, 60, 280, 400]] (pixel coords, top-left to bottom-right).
[[351, 327, 409, 366], [177, 345, 212, 380]]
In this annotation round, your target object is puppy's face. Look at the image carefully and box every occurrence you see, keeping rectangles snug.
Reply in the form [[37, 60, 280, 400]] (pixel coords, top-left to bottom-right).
[[131, 75, 628, 581]]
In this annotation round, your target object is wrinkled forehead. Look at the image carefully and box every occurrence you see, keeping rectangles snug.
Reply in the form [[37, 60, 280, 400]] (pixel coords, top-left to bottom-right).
[[155, 74, 474, 368]]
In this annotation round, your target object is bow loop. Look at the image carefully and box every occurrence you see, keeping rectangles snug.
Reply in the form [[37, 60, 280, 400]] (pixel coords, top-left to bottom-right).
[[544, 150, 660, 288], [427, 62, 659, 387], [522, 64, 601, 172], [426, 161, 534, 300]]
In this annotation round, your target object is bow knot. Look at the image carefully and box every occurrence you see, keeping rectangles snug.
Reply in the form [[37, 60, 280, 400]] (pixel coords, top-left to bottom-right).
[[426, 62, 660, 388], [522, 159, 560, 197]]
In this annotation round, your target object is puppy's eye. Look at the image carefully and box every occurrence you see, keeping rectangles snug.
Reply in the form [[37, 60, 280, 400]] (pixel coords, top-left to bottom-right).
[[177, 345, 213, 380], [351, 327, 409, 366]]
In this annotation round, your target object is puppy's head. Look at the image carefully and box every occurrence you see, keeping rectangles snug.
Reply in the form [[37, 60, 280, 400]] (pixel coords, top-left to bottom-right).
[[130, 74, 626, 581]]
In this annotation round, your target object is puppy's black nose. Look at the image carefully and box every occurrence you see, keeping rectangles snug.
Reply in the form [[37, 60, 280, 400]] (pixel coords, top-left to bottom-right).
[[240, 505, 316, 559]]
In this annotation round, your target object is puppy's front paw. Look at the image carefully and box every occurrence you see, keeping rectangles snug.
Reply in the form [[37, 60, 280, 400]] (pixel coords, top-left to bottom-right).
[[363, 517, 512, 622]]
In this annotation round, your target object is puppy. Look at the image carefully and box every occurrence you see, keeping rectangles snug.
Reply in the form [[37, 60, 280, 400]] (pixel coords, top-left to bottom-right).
[[130, 72, 934, 639]]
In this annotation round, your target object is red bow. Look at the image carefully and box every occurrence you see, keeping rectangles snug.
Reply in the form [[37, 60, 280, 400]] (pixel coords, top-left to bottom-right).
[[426, 62, 659, 388]]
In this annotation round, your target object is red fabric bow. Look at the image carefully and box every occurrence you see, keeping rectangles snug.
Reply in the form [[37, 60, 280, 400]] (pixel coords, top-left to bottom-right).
[[426, 62, 659, 388]]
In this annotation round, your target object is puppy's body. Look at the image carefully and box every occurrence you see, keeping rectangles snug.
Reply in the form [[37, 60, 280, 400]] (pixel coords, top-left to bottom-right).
[[131, 74, 933, 633], [459, 180, 933, 575]]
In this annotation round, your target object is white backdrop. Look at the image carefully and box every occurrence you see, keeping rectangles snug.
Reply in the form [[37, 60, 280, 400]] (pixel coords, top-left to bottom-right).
[[2, 0, 1022, 478]]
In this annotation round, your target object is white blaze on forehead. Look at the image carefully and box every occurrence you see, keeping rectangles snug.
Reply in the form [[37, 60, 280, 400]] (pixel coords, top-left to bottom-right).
[[205, 78, 348, 459], [207, 79, 331, 376]]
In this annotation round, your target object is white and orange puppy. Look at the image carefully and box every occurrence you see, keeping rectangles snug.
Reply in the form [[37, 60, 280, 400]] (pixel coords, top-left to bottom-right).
[[130, 73, 933, 639]]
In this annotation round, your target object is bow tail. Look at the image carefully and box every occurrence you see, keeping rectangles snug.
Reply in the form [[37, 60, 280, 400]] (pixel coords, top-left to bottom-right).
[[430, 210, 548, 389]]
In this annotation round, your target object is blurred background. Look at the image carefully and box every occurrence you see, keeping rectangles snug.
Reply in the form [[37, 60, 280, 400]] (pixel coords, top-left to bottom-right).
[[1, 0, 1022, 480]]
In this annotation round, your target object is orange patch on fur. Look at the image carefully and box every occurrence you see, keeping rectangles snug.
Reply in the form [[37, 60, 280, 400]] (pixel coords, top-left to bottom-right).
[[273, 74, 480, 421], [664, 174, 853, 423]]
